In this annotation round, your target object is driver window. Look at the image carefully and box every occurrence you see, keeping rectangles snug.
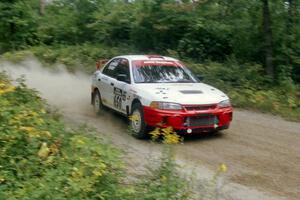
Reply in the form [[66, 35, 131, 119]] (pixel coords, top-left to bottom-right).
[[114, 59, 130, 83], [102, 59, 120, 77]]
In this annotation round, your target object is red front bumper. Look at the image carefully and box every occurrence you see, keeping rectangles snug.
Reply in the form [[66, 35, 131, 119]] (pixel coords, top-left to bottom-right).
[[143, 106, 233, 133]]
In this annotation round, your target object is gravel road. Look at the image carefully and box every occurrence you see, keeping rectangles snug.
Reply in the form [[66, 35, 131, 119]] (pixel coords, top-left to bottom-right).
[[1, 59, 299, 200]]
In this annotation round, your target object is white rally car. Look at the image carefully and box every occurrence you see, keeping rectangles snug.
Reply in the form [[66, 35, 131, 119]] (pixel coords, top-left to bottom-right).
[[91, 55, 233, 138]]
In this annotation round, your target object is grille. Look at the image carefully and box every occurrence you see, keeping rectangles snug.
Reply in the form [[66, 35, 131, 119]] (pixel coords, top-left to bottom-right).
[[184, 104, 217, 111], [186, 115, 217, 127]]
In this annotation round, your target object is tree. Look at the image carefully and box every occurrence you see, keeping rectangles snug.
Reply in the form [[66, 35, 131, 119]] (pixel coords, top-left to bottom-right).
[[0, 0, 39, 52], [284, 0, 300, 82], [287, 0, 295, 34], [262, 0, 275, 79]]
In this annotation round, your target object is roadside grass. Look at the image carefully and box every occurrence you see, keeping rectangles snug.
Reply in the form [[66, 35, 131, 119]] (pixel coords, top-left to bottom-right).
[[133, 146, 192, 200], [0, 72, 195, 199]]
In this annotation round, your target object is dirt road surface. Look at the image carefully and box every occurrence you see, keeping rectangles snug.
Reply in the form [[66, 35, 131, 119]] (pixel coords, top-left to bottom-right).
[[1, 58, 300, 200]]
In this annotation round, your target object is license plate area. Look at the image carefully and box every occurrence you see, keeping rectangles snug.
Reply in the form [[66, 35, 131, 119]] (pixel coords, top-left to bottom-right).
[[186, 114, 218, 127]]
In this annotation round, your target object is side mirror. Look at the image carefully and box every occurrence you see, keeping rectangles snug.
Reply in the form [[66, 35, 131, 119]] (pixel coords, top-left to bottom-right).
[[117, 74, 130, 83], [196, 75, 204, 81]]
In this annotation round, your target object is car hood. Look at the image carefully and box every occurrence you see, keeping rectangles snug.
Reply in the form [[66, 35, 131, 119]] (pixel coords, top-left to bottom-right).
[[134, 83, 228, 105]]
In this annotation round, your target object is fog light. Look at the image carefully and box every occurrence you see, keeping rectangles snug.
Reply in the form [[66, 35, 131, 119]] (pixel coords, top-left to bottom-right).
[[187, 129, 192, 134]]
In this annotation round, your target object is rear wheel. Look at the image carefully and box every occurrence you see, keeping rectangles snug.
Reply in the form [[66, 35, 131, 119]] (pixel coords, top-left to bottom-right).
[[93, 90, 103, 114], [130, 103, 147, 139]]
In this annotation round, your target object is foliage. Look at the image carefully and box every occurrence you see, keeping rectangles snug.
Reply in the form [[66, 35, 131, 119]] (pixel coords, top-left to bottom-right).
[[0, 73, 131, 199], [149, 127, 183, 144], [1, 0, 300, 83], [0, 72, 193, 199], [0, 0, 40, 52]]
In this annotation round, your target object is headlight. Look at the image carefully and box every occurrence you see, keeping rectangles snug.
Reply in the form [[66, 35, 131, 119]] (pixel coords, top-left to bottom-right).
[[218, 99, 231, 108], [150, 101, 182, 110]]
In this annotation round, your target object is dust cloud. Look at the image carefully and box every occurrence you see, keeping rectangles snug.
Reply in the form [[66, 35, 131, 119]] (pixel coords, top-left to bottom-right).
[[0, 57, 92, 115], [0, 56, 129, 133]]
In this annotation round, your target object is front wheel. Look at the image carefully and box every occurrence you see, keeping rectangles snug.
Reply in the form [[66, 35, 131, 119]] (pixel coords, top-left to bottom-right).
[[130, 103, 147, 139]]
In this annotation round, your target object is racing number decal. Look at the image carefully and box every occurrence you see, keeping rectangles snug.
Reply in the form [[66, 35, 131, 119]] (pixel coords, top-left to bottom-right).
[[114, 87, 126, 110]]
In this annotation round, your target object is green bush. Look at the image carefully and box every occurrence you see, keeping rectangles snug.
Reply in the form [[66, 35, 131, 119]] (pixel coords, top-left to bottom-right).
[[0, 73, 129, 199], [0, 72, 193, 199]]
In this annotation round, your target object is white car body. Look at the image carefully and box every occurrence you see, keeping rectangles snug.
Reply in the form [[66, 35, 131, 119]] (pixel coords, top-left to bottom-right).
[[91, 55, 233, 136]]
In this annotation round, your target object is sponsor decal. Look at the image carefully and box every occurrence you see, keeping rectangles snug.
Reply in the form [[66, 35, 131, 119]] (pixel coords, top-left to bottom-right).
[[113, 87, 126, 109], [132, 60, 181, 67]]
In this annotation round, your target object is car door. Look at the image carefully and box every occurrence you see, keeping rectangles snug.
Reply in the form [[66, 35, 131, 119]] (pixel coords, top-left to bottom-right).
[[98, 58, 120, 107], [110, 58, 131, 113]]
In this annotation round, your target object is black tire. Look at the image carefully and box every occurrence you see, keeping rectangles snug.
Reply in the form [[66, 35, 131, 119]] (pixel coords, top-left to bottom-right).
[[93, 90, 104, 114], [130, 103, 147, 139]]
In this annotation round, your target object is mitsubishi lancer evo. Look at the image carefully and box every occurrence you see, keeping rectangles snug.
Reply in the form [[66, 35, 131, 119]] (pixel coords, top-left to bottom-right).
[[91, 55, 233, 138]]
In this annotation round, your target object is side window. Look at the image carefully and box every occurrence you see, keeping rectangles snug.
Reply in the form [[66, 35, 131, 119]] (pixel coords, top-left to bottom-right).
[[102, 59, 120, 77], [114, 59, 131, 83]]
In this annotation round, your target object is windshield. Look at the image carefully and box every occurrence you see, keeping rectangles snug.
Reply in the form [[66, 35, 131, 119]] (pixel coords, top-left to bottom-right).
[[132, 60, 197, 83]]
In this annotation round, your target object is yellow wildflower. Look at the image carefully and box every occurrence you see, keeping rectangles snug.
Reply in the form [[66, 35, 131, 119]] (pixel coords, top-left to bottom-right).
[[161, 127, 174, 135], [129, 114, 139, 122], [99, 162, 107, 170], [0, 85, 15, 95], [19, 126, 40, 138], [71, 167, 83, 178], [92, 169, 103, 177], [149, 128, 161, 140], [161, 175, 167, 182], [38, 142, 50, 159], [162, 127, 182, 144], [42, 131, 52, 138], [163, 133, 181, 144], [19, 126, 35, 132], [36, 118, 45, 125], [149, 127, 182, 144], [77, 139, 85, 145], [29, 111, 38, 117], [45, 156, 55, 165], [218, 163, 228, 173]]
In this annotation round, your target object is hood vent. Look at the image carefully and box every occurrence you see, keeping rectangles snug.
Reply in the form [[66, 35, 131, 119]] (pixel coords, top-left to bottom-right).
[[179, 90, 203, 94]]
